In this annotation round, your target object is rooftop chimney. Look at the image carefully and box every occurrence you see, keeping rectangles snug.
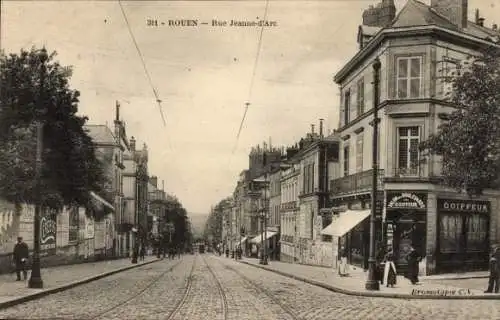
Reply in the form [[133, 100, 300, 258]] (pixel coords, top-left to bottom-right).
[[149, 176, 158, 188], [311, 124, 315, 134], [319, 119, 324, 138], [362, 0, 396, 27], [431, 0, 468, 29], [475, 9, 480, 24], [478, 17, 485, 27], [493, 24, 498, 31], [130, 136, 136, 151]]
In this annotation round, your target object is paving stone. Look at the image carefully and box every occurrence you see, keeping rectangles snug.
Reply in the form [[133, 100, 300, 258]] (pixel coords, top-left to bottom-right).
[[0, 254, 497, 320]]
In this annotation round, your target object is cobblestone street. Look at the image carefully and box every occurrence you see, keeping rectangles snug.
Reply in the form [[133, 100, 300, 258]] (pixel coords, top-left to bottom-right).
[[0, 255, 499, 320]]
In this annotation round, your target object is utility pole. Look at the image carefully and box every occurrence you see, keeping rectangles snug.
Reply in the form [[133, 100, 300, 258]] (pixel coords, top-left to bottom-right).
[[29, 49, 48, 289], [365, 57, 381, 291]]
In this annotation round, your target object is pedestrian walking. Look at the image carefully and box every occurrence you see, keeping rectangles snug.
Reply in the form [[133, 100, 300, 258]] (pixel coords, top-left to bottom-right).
[[338, 246, 349, 277], [405, 246, 421, 285], [484, 247, 499, 293], [12, 237, 29, 281], [383, 251, 397, 288], [139, 245, 145, 261], [177, 247, 181, 259]]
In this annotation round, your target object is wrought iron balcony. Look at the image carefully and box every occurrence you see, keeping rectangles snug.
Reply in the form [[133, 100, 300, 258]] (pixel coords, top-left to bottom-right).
[[393, 166, 422, 177], [330, 169, 384, 196], [280, 201, 298, 212]]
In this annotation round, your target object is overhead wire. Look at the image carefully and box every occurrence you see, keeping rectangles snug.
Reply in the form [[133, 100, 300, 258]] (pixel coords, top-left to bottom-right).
[[117, 0, 167, 127], [117, 0, 173, 152], [229, 0, 270, 165]]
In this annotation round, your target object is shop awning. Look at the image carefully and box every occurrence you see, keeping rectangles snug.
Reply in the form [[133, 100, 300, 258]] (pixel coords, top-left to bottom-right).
[[320, 209, 371, 237], [90, 191, 115, 211], [238, 236, 248, 245], [250, 231, 278, 244]]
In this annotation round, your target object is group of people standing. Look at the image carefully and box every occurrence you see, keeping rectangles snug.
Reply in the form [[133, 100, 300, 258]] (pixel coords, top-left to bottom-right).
[[337, 244, 422, 288]]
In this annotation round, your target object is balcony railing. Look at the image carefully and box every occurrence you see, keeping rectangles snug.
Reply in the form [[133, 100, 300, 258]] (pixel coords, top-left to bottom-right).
[[330, 169, 384, 195], [280, 201, 298, 212], [393, 166, 422, 177]]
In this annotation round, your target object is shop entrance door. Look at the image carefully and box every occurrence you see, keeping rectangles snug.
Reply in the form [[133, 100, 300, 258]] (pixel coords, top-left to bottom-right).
[[391, 215, 426, 275]]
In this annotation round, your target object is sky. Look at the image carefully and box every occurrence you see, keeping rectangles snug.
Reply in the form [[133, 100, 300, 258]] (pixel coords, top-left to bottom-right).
[[2, 0, 500, 216]]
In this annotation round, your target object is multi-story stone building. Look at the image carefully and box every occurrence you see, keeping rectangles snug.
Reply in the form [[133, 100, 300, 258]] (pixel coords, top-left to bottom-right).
[[232, 171, 248, 254], [148, 176, 167, 240], [294, 123, 339, 266], [122, 136, 149, 257], [268, 165, 282, 260], [329, 0, 500, 275], [85, 101, 129, 257], [279, 146, 301, 263]]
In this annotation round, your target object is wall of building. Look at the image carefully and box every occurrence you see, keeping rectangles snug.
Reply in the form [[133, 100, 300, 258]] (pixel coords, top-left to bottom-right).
[[0, 203, 117, 275]]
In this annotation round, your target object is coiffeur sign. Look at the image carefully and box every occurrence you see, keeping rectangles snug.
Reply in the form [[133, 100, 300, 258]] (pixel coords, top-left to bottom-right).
[[386, 192, 427, 210], [40, 208, 57, 254]]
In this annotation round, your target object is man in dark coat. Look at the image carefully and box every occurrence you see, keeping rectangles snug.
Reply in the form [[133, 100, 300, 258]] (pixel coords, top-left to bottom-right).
[[485, 247, 499, 293], [406, 246, 421, 285], [13, 237, 29, 281]]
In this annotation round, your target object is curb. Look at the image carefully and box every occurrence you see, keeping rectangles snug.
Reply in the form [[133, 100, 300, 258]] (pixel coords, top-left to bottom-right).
[[0, 258, 161, 310], [423, 275, 489, 281], [239, 261, 500, 300]]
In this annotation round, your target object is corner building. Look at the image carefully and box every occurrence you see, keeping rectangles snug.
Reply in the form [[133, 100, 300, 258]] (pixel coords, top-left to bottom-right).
[[331, 0, 500, 275]]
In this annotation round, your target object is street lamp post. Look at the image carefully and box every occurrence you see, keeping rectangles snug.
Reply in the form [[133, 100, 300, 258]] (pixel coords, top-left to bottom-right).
[[131, 227, 138, 264], [29, 49, 48, 289], [258, 176, 269, 266], [259, 210, 265, 264], [365, 57, 381, 291]]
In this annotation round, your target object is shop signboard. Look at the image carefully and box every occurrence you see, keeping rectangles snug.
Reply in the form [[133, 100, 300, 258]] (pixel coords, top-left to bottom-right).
[[386, 192, 427, 210], [40, 208, 57, 255], [437, 199, 490, 214]]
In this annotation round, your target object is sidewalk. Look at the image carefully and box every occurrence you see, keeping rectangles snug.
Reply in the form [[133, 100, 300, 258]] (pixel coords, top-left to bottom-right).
[[238, 257, 499, 300], [0, 256, 159, 309]]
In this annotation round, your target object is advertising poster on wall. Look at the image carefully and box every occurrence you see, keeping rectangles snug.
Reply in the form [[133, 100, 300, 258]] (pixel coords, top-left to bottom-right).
[[40, 207, 57, 255], [69, 207, 79, 243], [85, 216, 95, 240]]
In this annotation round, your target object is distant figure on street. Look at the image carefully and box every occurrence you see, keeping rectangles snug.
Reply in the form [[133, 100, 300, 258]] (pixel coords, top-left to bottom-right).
[[13, 237, 29, 281], [383, 251, 397, 288], [177, 247, 181, 259], [485, 247, 499, 293], [139, 245, 145, 261], [169, 246, 175, 260], [406, 246, 421, 285], [338, 246, 349, 277]]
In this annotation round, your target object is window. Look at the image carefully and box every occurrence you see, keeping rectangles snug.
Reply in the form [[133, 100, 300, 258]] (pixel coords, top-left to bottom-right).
[[344, 89, 351, 124], [397, 127, 420, 175], [343, 146, 350, 177], [310, 164, 315, 192], [356, 135, 363, 172], [441, 57, 460, 99], [396, 57, 422, 99], [356, 78, 365, 116]]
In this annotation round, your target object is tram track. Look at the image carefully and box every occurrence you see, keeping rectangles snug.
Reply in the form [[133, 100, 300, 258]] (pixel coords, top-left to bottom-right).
[[87, 258, 185, 320], [165, 254, 198, 320], [200, 255, 229, 320], [211, 257, 301, 320]]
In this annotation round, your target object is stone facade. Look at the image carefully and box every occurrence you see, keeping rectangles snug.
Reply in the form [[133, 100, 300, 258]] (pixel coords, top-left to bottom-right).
[[331, 0, 500, 275]]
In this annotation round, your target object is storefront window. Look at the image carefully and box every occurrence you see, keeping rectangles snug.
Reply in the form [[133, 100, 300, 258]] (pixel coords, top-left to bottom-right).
[[466, 214, 488, 251], [439, 214, 463, 253]]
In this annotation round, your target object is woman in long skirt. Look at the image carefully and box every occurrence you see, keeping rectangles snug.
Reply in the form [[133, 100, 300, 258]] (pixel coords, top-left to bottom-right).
[[338, 246, 349, 276], [383, 251, 397, 287]]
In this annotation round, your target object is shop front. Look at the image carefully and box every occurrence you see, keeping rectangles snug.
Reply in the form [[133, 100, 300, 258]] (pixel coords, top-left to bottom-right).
[[436, 198, 490, 273], [384, 191, 427, 275]]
